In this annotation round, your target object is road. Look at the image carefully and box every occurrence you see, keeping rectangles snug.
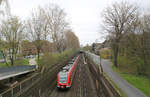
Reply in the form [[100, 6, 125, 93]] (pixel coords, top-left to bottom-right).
[[87, 52, 147, 97]]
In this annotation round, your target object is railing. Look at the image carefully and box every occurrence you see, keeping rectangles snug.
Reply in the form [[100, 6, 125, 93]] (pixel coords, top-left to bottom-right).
[[0, 65, 37, 80], [0, 73, 40, 97], [0, 53, 80, 97]]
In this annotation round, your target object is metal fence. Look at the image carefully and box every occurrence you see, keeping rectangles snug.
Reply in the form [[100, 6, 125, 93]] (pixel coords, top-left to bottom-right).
[[0, 73, 40, 97]]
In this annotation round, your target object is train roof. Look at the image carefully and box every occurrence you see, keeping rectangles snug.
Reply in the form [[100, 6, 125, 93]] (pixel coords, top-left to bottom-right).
[[60, 56, 78, 75], [68, 61, 74, 64], [68, 63, 72, 66], [63, 66, 70, 71]]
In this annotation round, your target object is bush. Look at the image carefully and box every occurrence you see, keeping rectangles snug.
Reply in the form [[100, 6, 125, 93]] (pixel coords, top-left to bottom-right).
[[117, 56, 137, 74], [136, 58, 150, 77], [99, 48, 112, 59], [39, 50, 76, 70], [117, 55, 150, 76], [136, 58, 145, 75]]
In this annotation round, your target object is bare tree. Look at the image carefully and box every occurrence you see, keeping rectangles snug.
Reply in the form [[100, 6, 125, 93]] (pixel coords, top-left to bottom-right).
[[0, 39, 9, 66], [102, 1, 138, 67], [135, 14, 150, 75], [65, 30, 80, 50], [0, 0, 10, 16], [38, 7, 49, 41], [0, 0, 10, 66], [45, 5, 69, 52], [27, 7, 49, 63], [0, 16, 24, 66], [117, 13, 150, 75]]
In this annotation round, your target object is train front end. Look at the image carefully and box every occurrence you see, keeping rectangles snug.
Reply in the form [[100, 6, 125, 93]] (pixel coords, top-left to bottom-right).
[[57, 70, 70, 89]]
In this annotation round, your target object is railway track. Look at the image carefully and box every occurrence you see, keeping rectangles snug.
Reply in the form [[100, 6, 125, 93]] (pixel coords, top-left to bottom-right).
[[47, 54, 121, 97], [16, 54, 76, 97], [17, 53, 121, 97], [48, 54, 108, 97]]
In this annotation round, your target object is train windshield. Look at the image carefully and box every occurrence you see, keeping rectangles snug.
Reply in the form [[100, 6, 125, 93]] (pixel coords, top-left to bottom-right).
[[59, 72, 68, 83]]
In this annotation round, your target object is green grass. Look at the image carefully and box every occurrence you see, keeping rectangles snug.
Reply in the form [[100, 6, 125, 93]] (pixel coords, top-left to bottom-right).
[[112, 65, 120, 73], [0, 62, 9, 67], [0, 59, 29, 67], [112, 66, 150, 97], [121, 74, 150, 97]]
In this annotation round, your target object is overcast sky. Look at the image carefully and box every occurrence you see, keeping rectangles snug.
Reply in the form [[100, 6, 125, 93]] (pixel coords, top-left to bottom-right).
[[9, 0, 150, 45]]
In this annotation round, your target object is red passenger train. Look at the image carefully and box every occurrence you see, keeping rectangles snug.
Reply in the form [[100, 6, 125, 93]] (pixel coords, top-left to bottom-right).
[[57, 55, 79, 89]]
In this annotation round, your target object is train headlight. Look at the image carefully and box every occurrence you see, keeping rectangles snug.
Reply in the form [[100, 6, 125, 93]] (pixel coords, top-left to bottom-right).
[[67, 83, 69, 85]]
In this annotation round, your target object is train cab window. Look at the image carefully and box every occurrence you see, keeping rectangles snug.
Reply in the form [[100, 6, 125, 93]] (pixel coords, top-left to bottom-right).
[[68, 64, 72, 66], [59, 71, 68, 83], [68, 61, 74, 64], [63, 66, 70, 71]]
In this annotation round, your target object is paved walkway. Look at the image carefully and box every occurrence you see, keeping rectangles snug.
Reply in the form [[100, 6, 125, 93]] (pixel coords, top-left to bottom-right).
[[87, 52, 147, 97], [29, 58, 36, 65]]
